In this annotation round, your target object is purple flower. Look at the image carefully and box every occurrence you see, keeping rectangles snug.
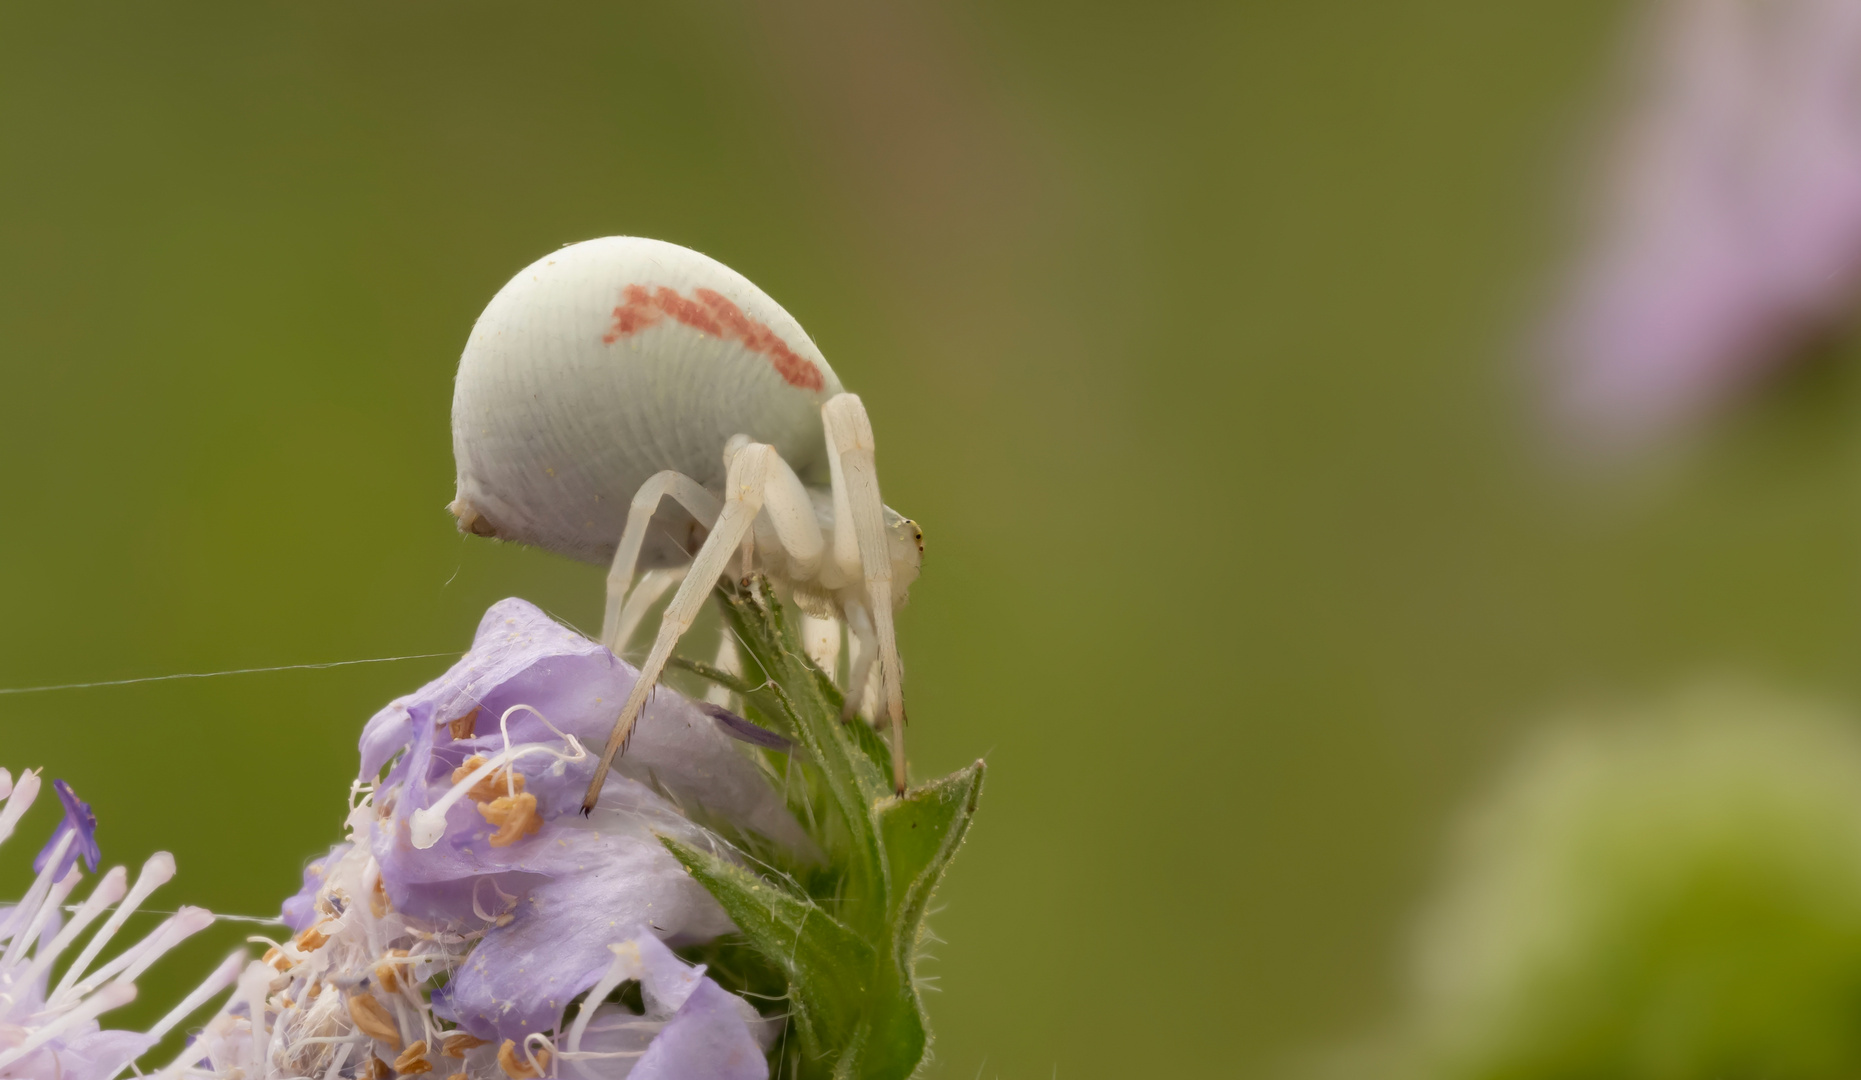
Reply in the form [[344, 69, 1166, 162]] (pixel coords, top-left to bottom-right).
[[200, 839, 775, 1080], [358, 599, 802, 839], [33, 779, 99, 878], [1551, 0, 1861, 442], [278, 842, 349, 933], [186, 833, 481, 1080], [360, 598, 804, 1046], [190, 599, 790, 1080], [434, 822, 734, 1040], [0, 769, 241, 1080], [555, 929, 771, 1080]]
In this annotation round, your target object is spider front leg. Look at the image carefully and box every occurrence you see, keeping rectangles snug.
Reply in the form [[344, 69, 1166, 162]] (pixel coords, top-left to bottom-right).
[[822, 393, 910, 794], [580, 441, 826, 813], [601, 470, 721, 651], [841, 598, 877, 723]]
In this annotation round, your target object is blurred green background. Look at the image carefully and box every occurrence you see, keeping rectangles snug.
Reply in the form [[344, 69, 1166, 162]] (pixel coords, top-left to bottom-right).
[[5, 1, 1861, 1076]]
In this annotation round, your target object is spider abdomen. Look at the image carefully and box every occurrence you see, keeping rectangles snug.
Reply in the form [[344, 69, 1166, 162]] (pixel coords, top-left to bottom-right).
[[451, 237, 845, 565]]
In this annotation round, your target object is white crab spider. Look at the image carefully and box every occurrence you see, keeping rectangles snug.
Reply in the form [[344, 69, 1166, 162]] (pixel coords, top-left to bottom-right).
[[448, 236, 923, 802]]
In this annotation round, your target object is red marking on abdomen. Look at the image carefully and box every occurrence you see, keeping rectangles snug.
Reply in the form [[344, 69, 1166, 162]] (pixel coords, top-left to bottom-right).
[[602, 284, 826, 392]]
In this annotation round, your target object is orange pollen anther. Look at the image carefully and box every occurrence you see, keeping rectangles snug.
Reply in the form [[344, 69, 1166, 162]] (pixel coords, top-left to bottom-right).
[[295, 922, 332, 952], [441, 1033, 490, 1058], [451, 756, 526, 802], [446, 707, 481, 741], [497, 1040, 549, 1080], [394, 1041, 434, 1075], [479, 792, 543, 847], [373, 948, 410, 994], [348, 992, 402, 1049]]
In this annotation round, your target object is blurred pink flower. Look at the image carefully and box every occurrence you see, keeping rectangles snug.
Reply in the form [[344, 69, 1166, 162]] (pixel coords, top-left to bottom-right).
[[1553, 0, 1861, 442]]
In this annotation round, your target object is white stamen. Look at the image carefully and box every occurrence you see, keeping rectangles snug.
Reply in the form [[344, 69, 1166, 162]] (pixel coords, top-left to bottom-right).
[[566, 940, 643, 1055], [120, 906, 217, 986], [259, 967, 289, 1079], [52, 852, 176, 1003], [0, 866, 80, 986], [522, 1032, 554, 1079], [108, 951, 247, 1080], [469, 876, 519, 924], [554, 1048, 650, 1061], [320, 1041, 353, 1080], [18, 866, 129, 992], [150, 950, 246, 1042], [0, 768, 12, 799], [0, 980, 137, 1071], [0, 832, 78, 968], [0, 770, 43, 849], [237, 959, 274, 1076], [498, 705, 587, 771], [58, 906, 213, 1006], [409, 712, 586, 849], [152, 1025, 214, 1077]]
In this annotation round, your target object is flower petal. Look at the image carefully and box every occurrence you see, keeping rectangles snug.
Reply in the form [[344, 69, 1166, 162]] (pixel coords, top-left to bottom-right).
[[32, 780, 98, 878], [630, 980, 768, 1080], [368, 599, 805, 850], [439, 839, 731, 1041], [279, 842, 349, 932]]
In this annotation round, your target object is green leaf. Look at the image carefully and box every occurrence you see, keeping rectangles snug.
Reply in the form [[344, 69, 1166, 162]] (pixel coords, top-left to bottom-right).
[[712, 582, 889, 898], [877, 760, 986, 944], [659, 834, 873, 1061], [664, 579, 985, 1079], [666, 654, 761, 697]]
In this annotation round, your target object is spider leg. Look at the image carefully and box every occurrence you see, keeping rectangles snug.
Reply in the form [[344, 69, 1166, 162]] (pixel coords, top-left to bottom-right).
[[859, 649, 884, 721], [705, 630, 741, 709], [801, 614, 842, 684], [601, 470, 721, 651], [841, 599, 877, 723], [610, 565, 687, 657], [822, 393, 909, 793], [581, 442, 825, 813]]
